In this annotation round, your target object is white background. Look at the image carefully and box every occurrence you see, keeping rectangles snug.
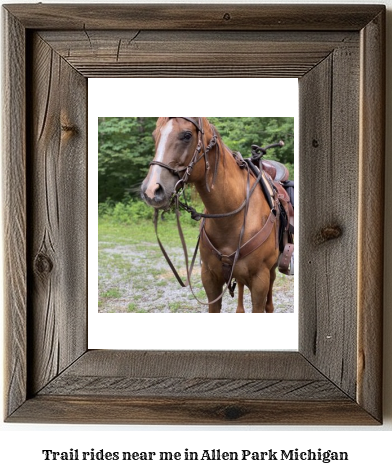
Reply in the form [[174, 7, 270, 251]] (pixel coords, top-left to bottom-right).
[[88, 78, 299, 351], [1, 1, 391, 473]]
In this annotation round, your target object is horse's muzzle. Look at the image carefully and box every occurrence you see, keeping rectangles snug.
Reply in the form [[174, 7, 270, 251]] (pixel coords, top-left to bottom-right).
[[140, 181, 169, 209]]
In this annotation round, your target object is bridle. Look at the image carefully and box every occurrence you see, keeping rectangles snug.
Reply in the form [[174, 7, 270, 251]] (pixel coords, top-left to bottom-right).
[[149, 117, 265, 220], [149, 117, 279, 306], [149, 117, 219, 194]]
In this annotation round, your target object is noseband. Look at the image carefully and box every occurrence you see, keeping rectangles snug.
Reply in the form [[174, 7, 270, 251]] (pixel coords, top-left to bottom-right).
[[149, 117, 219, 193]]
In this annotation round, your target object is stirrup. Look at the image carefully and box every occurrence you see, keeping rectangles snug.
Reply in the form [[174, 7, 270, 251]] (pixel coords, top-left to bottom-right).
[[278, 243, 294, 275]]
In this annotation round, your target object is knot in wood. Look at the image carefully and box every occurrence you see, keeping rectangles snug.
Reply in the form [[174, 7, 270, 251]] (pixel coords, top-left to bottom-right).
[[61, 124, 77, 133], [223, 405, 244, 420], [34, 252, 53, 274], [223, 12, 231, 21], [314, 225, 342, 245]]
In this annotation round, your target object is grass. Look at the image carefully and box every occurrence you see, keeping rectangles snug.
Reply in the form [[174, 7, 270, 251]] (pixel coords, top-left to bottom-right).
[[98, 213, 204, 313], [99, 214, 200, 248], [98, 208, 294, 313], [101, 288, 122, 299]]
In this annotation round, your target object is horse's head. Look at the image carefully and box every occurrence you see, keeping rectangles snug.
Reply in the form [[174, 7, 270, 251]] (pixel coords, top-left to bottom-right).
[[141, 117, 205, 209]]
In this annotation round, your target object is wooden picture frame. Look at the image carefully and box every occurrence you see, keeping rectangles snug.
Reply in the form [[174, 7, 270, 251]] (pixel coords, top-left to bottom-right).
[[3, 4, 385, 424]]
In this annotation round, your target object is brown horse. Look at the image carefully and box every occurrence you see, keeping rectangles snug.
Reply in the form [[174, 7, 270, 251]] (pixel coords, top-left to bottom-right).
[[141, 117, 281, 313]]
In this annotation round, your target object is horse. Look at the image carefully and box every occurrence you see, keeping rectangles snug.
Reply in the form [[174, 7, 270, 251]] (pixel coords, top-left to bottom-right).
[[141, 117, 282, 313]]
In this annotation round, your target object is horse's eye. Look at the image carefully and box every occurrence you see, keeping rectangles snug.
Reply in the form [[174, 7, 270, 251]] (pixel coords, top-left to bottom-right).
[[182, 132, 193, 141]]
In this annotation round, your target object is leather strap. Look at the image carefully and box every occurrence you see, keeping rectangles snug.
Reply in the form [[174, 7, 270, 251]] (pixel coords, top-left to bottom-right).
[[154, 202, 238, 306], [239, 211, 277, 258], [153, 202, 200, 288], [278, 243, 294, 275], [169, 117, 204, 134], [200, 209, 277, 283], [149, 160, 187, 178]]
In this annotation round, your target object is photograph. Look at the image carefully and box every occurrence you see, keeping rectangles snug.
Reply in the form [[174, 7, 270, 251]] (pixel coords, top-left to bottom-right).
[[98, 116, 295, 313]]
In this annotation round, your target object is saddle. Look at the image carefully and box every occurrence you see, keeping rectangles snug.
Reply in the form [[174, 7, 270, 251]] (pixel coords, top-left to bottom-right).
[[246, 157, 294, 275], [262, 159, 290, 182], [200, 152, 295, 283], [266, 161, 294, 275]]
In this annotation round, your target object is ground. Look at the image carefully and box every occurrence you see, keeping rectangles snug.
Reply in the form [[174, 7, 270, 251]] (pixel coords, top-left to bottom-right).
[[98, 219, 294, 313]]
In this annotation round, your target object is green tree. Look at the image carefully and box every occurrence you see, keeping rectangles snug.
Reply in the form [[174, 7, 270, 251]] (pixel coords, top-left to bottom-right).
[[98, 117, 157, 202], [207, 117, 294, 164], [98, 117, 294, 203]]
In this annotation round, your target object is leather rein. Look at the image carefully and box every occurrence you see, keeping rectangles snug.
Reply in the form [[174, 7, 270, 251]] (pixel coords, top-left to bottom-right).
[[149, 117, 278, 306]]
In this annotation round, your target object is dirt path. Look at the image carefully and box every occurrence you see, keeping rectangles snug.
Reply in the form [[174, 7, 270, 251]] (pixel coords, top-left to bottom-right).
[[99, 242, 294, 313]]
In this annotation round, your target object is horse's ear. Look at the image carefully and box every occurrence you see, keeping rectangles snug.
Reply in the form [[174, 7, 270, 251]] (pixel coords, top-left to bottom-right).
[[200, 117, 211, 134], [205, 118, 220, 140]]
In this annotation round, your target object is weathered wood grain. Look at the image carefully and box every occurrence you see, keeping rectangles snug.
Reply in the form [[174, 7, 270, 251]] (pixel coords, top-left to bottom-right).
[[54, 66, 302, 79], [299, 41, 360, 399], [61, 351, 320, 379], [37, 351, 346, 400], [39, 377, 347, 400], [9, 351, 377, 424], [9, 396, 379, 425], [38, 30, 358, 78], [357, 9, 385, 422], [2, 9, 27, 419], [4, 4, 384, 31], [27, 33, 87, 395]]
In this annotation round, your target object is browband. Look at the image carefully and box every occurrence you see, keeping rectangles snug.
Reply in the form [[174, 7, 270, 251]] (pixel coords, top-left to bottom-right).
[[168, 117, 204, 134]]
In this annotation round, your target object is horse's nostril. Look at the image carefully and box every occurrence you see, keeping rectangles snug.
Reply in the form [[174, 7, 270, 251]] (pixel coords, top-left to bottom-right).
[[154, 183, 165, 201], [143, 182, 163, 201]]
